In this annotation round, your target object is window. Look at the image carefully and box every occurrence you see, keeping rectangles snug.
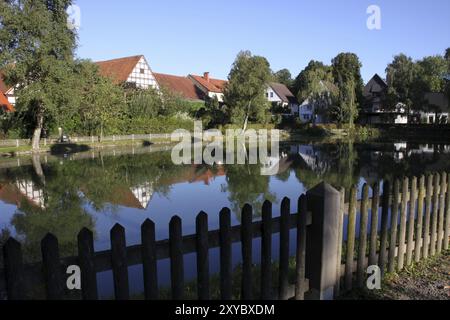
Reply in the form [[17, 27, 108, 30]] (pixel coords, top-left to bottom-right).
[[270, 92, 274, 98], [265, 92, 269, 98], [140, 68, 145, 74]]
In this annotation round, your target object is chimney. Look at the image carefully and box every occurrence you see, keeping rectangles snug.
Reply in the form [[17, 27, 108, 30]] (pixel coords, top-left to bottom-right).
[[203, 72, 210, 82]]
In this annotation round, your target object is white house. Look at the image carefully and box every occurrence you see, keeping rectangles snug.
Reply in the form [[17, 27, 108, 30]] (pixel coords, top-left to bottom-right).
[[96, 55, 159, 90], [266, 82, 298, 112]]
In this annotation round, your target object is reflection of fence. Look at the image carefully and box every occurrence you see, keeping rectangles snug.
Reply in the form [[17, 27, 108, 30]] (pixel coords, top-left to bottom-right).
[[1, 172, 449, 300], [0, 134, 182, 148]]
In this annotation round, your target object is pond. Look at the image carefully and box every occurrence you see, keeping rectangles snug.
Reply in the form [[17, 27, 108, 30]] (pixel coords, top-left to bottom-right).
[[0, 140, 449, 298]]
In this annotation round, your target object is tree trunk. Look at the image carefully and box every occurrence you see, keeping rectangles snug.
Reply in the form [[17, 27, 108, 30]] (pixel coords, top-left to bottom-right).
[[31, 111, 44, 152], [32, 153, 45, 185], [242, 100, 252, 132]]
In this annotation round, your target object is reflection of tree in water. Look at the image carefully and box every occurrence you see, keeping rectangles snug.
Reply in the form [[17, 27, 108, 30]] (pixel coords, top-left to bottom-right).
[[222, 164, 276, 220], [293, 142, 360, 191]]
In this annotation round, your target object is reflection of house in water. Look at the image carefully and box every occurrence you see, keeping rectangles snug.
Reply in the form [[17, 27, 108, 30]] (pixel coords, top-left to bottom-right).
[[291, 145, 329, 174], [130, 182, 154, 210], [0, 180, 45, 208]]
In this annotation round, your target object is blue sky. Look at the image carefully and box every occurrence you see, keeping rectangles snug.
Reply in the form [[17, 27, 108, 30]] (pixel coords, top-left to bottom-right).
[[74, 0, 450, 83]]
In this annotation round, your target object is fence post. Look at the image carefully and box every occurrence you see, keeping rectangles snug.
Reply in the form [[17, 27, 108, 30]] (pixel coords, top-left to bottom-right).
[[3, 238, 26, 300], [78, 228, 98, 300], [261, 201, 273, 300], [305, 182, 340, 300], [219, 208, 232, 300], [444, 173, 450, 251], [437, 172, 447, 254], [41, 233, 64, 300], [110, 224, 129, 300]]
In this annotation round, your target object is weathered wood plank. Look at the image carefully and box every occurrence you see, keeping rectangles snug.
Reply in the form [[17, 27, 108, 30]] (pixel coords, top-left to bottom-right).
[[196, 212, 210, 300], [423, 174, 433, 259], [406, 177, 417, 266], [78, 228, 98, 300], [111, 224, 129, 300], [397, 177, 409, 271], [437, 172, 447, 254], [219, 208, 232, 300], [169, 216, 184, 300], [369, 183, 380, 267], [388, 180, 400, 273], [345, 186, 357, 291], [379, 181, 391, 276], [260, 201, 272, 300], [430, 173, 440, 256], [41, 233, 64, 300], [415, 176, 426, 262], [279, 198, 290, 300], [241, 204, 253, 300], [141, 219, 158, 300], [444, 173, 450, 251], [295, 195, 308, 300], [3, 238, 26, 300], [357, 184, 369, 287]]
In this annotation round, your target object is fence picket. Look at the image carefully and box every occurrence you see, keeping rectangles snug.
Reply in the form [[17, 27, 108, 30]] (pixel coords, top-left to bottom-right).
[[295, 195, 308, 300], [379, 181, 391, 276], [196, 212, 210, 300], [423, 174, 433, 259], [279, 198, 290, 300], [397, 177, 409, 271], [388, 180, 400, 273], [430, 173, 440, 256], [261, 201, 273, 300], [369, 183, 380, 267], [219, 208, 232, 300], [437, 172, 447, 254], [406, 177, 417, 266], [111, 224, 129, 300], [415, 176, 426, 262], [3, 238, 26, 300], [444, 173, 450, 251], [241, 204, 253, 300], [169, 216, 184, 300], [345, 186, 357, 291], [141, 219, 158, 300], [41, 233, 64, 300], [357, 184, 369, 287], [78, 228, 98, 300]]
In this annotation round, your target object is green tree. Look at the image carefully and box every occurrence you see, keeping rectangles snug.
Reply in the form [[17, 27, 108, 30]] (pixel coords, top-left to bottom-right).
[[0, 0, 78, 151], [293, 60, 337, 122], [224, 51, 272, 130], [385, 54, 418, 110], [331, 53, 364, 126], [273, 68, 293, 88]]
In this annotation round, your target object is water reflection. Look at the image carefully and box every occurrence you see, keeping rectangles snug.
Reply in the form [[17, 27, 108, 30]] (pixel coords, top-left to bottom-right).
[[0, 141, 449, 297]]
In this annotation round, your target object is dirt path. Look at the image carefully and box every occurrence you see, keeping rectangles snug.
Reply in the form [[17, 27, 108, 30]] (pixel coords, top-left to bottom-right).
[[342, 251, 450, 300]]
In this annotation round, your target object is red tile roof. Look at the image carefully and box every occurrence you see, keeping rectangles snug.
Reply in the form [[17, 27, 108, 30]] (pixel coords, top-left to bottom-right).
[[95, 55, 143, 84], [0, 91, 14, 112], [154, 73, 205, 101], [0, 71, 13, 94], [189, 74, 227, 93]]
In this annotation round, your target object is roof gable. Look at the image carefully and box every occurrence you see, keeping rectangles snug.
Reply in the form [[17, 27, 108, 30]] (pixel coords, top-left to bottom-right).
[[364, 73, 388, 96], [96, 55, 144, 84], [269, 82, 298, 104], [189, 74, 227, 93], [154, 73, 205, 101]]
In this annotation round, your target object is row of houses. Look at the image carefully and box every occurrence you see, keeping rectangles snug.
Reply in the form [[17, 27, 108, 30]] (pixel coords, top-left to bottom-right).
[[1, 54, 449, 125], [362, 73, 450, 124]]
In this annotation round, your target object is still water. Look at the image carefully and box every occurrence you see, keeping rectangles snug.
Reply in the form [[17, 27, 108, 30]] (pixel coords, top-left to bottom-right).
[[0, 141, 449, 298]]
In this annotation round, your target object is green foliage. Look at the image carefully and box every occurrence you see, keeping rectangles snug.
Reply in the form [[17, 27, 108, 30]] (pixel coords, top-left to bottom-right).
[[330, 53, 364, 126], [224, 51, 272, 127], [0, 0, 78, 149], [273, 68, 293, 88], [385, 54, 418, 109]]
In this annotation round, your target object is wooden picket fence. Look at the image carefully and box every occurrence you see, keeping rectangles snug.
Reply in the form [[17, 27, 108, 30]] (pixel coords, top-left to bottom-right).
[[1, 172, 449, 300]]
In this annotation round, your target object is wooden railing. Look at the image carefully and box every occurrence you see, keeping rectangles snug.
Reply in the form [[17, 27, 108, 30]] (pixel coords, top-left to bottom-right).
[[1, 172, 449, 300]]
